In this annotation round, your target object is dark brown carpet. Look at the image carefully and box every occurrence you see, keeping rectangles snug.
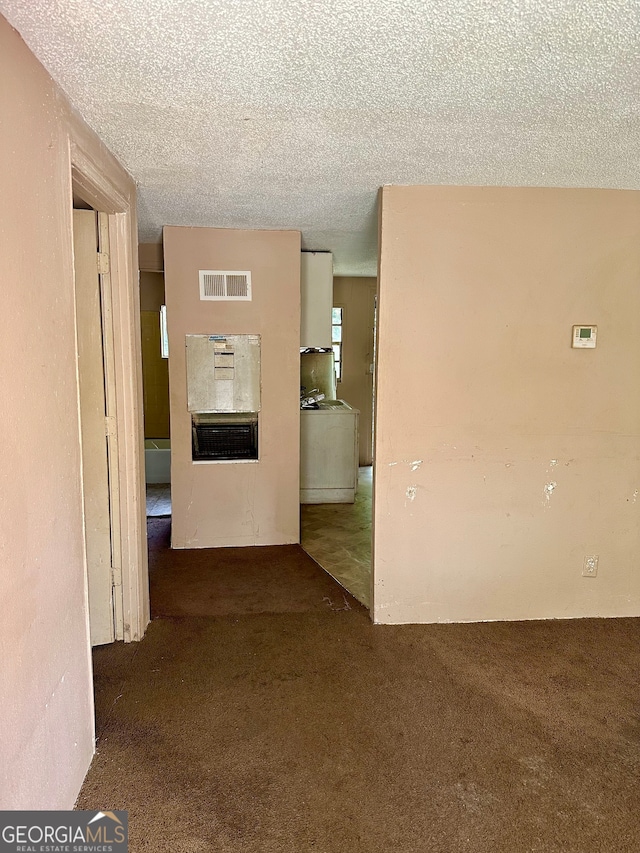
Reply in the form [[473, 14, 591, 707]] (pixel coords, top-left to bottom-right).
[[78, 519, 640, 852], [148, 518, 358, 617]]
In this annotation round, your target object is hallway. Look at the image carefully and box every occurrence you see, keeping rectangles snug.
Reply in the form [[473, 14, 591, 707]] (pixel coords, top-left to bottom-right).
[[301, 466, 372, 608], [77, 521, 640, 852]]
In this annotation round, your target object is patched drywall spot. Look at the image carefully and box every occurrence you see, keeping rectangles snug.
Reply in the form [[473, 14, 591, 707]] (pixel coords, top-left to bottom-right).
[[543, 481, 557, 507], [393, 458, 423, 470], [546, 459, 560, 477], [406, 485, 417, 502]]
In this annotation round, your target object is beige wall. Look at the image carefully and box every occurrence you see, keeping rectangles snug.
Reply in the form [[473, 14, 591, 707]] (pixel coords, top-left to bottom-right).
[[164, 226, 301, 548], [333, 276, 377, 465], [0, 16, 139, 806], [141, 312, 170, 439], [139, 271, 170, 438], [140, 270, 165, 311], [139, 242, 164, 272], [375, 185, 640, 624]]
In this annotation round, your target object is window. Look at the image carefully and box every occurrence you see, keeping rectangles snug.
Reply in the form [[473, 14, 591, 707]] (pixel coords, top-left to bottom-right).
[[332, 306, 343, 381], [160, 305, 169, 358]]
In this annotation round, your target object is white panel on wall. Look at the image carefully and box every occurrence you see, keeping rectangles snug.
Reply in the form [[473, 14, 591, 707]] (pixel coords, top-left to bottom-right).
[[186, 334, 261, 412]]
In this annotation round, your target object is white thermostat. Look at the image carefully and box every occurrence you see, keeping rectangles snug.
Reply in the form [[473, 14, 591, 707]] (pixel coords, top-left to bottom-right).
[[572, 325, 597, 348]]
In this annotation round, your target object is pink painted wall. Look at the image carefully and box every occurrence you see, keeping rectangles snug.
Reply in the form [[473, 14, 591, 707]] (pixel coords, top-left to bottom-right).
[[164, 226, 301, 548], [375, 185, 640, 624], [0, 16, 137, 806], [333, 276, 377, 464]]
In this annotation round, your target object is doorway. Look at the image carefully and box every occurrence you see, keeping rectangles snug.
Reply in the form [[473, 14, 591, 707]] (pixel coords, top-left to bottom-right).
[[300, 277, 377, 608], [70, 150, 148, 646], [139, 265, 171, 520], [73, 206, 121, 644]]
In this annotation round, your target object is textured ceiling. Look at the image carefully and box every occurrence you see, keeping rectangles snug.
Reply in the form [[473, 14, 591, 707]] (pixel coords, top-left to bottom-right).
[[2, 0, 639, 275]]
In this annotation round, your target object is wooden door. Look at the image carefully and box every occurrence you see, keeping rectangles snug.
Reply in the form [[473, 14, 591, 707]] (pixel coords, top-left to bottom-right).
[[73, 209, 115, 645]]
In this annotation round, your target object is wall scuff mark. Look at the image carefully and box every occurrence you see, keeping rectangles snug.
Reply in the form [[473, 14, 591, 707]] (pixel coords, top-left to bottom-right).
[[543, 481, 557, 508]]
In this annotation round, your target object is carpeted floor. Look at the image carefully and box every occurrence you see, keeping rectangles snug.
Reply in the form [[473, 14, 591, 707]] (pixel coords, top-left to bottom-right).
[[148, 517, 356, 618], [78, 518, 640, 852]]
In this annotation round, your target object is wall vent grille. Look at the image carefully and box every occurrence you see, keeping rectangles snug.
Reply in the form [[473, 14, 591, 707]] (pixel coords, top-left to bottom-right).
[[199, 270, 252, 301]]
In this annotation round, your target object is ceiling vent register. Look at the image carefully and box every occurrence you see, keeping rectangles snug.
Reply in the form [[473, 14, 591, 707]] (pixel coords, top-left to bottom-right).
[[199, 270, 252, 301]]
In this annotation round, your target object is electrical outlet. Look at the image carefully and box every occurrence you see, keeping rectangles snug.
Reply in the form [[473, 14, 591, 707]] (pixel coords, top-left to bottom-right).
[[583, 555, 599, 578]]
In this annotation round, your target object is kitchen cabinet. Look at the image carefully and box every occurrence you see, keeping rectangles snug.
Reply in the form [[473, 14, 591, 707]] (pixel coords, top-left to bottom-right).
[[300, 251, 333, 348], [300, 401, 359, 503]]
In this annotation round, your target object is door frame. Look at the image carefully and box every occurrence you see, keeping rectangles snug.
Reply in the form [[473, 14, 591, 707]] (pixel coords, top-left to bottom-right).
[[71, 140, 149, 642]]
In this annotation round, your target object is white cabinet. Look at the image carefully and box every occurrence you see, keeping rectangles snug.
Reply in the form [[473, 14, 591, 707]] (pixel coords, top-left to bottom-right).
[[300, 402, 359, 503], [300, 251, 333, 348]]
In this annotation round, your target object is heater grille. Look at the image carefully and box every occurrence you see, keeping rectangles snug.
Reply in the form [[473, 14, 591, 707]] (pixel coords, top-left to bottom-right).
[[192, 418, 258, 460], [199, 270, 252, 301]]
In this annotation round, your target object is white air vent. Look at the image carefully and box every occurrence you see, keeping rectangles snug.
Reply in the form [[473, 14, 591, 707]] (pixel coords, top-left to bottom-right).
[[199, 270, 252, 301]]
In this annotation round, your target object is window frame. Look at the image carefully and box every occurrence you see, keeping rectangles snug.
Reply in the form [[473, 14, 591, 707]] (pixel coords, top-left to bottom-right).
[[332, 305, 344, 382]]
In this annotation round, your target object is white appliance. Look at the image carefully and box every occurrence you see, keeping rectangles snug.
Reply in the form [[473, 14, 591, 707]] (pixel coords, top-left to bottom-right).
[[300, 401, 359, 503]]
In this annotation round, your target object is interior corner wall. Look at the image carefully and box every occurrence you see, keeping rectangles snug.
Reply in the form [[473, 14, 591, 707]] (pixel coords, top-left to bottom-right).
[[139, 242, 164, 272], [0, 15, 138, 806], [374, 185, 640, 624], [333, 276, 377, 465], [140, 270, 165, 311], [164, 226, 301, 548], [139, 270, 169, 439]]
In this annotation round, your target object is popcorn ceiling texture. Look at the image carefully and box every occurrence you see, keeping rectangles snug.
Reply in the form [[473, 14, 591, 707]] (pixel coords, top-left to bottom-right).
[[2, 0, 639, 275]]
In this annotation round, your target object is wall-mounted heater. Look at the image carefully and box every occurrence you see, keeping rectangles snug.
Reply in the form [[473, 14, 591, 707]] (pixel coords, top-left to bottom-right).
[[192, 413, 258, 461], [186, 334, 261, 461]]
